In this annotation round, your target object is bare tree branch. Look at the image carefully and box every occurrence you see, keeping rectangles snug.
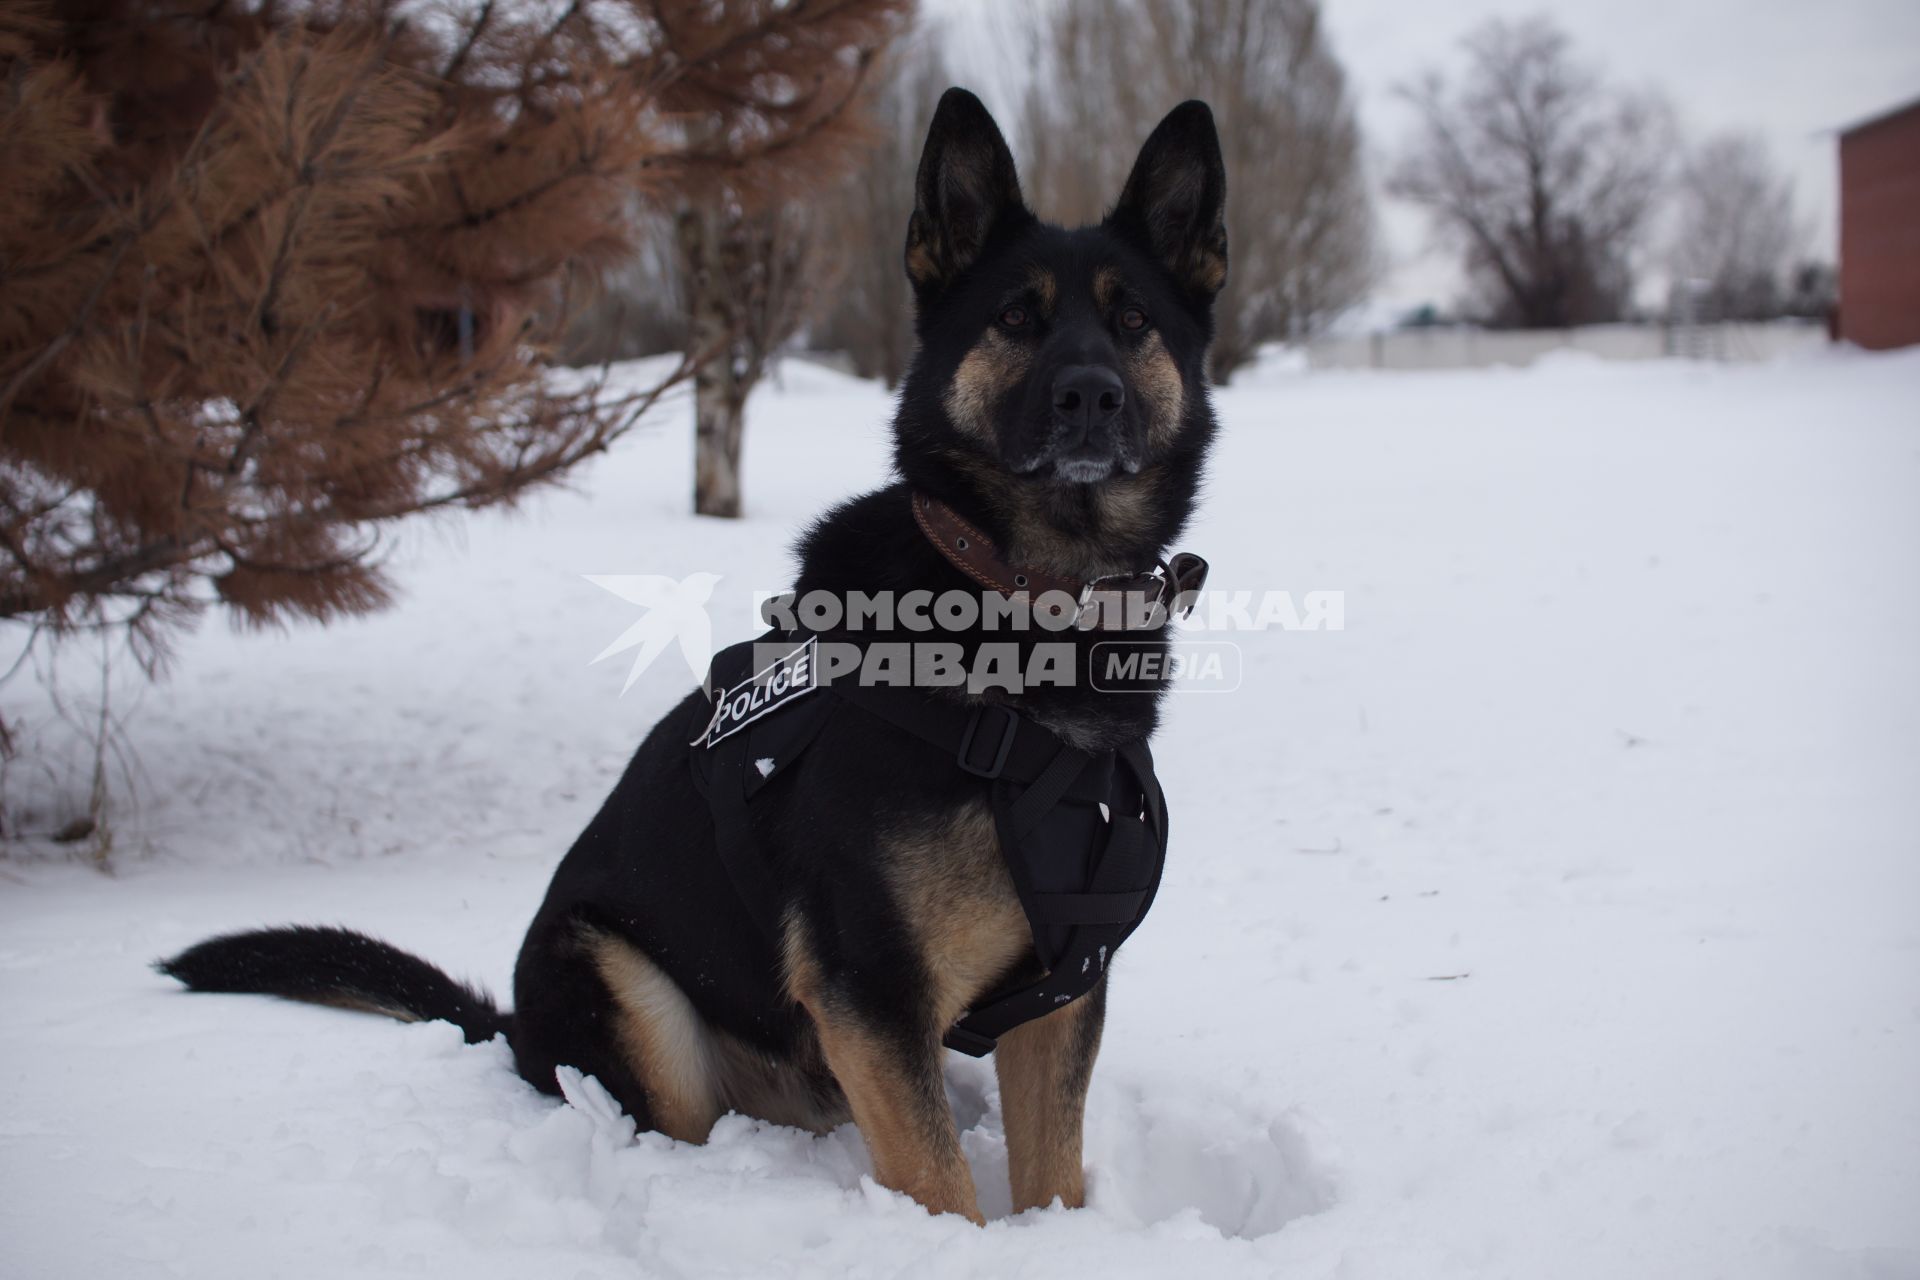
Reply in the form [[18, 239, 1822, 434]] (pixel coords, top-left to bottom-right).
[[1387, 17, 1673, 328]]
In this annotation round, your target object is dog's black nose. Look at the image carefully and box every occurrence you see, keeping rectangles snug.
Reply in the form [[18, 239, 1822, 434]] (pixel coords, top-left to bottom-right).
[[1052, 365, 1125, 431]]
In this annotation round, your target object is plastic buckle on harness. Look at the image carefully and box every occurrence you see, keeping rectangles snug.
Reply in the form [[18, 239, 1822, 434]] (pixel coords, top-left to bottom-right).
[[957, 704, 1019, 778]]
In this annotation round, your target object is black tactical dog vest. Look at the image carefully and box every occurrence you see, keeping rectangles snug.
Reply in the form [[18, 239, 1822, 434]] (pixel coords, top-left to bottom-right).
[[687, 633, 1168, 1057]]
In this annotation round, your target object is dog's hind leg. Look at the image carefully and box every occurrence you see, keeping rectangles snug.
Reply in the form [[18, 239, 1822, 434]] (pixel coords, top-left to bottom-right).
[[580, 929, 724, 1144], [995, 974, 1106, 1213]]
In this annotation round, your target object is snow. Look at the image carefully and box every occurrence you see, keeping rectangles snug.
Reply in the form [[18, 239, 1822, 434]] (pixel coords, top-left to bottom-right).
[[4, 349, 1919, 1278]]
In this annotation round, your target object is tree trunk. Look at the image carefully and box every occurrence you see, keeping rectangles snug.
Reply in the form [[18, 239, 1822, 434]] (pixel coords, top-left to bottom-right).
[[680, 208, 745, 519], [693, 377, 745, 518]]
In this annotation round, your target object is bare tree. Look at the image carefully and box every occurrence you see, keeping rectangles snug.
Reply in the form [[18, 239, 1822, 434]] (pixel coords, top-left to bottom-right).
[[811, 36, 955, 388], [1667, 132, 1807, 321], [1389, 16, 1672, 329], [1021, 0, 1375, 379], [683, 197, 846, 518]]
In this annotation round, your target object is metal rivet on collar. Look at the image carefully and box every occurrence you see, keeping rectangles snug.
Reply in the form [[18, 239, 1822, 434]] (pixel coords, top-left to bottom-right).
[[1014, 574, 1028, 587], [955, 537, 968, 550]]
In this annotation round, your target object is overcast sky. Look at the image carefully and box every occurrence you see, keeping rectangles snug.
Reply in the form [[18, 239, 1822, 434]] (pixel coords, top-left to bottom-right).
[[929, 0, 1920, 314]]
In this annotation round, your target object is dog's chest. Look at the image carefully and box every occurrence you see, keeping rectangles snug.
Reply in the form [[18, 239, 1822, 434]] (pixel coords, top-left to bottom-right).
[[880, 798, 1034, 1026]]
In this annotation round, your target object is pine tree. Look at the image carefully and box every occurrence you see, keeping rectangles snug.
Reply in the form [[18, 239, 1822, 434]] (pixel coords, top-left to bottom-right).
[[0, 0, 905, 667]]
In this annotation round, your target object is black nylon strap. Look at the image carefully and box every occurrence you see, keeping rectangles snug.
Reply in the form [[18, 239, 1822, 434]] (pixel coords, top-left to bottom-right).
[[1007, 742, 1095, 837], [830, 683, 1103, 795], [1025, 888, 1149, 924], [1121, 740, 1167, 842], [1087, 810, 1152, 894]]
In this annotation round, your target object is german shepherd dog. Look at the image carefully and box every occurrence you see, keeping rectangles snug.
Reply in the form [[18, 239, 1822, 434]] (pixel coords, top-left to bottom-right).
[[162, 88, 1227, 1224]]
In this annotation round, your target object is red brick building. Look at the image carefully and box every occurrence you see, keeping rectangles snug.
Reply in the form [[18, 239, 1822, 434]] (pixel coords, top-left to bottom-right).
[[1838, 96, 1920, 350]]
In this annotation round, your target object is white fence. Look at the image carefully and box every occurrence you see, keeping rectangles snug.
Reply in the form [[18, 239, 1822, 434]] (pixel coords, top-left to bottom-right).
[[1304, 320, 1827, 371]]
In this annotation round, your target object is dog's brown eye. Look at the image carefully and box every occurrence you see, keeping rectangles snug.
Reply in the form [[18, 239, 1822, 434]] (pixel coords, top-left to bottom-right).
[[1120, 307, 1148, 331], [1000, 306, 1028, 328]]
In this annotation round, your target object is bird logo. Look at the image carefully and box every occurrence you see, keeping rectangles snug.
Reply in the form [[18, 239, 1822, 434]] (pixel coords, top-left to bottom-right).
[[584, 572, 723, 693]]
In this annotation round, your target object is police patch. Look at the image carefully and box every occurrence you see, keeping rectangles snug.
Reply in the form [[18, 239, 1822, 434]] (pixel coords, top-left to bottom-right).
[[693, 636, 820, 749]]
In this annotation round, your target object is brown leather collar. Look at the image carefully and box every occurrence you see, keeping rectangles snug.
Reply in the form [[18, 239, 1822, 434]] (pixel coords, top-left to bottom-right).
[[911, 491, 1208, 632]]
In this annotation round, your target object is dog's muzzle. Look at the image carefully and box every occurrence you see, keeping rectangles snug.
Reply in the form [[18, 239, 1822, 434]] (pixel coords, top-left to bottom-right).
[[1048, 364, 1135, 483]]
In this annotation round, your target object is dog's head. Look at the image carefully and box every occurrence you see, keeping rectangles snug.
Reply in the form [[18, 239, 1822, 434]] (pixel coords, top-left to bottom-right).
[[896, 88, 1225, 506]]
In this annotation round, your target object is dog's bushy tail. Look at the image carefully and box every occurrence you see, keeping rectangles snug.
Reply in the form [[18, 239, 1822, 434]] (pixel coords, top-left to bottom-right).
[[156, 926, 510, 1045]]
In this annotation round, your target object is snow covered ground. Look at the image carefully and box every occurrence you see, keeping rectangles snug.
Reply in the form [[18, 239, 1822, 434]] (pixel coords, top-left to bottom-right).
[[3, 348, 1918, 1279]]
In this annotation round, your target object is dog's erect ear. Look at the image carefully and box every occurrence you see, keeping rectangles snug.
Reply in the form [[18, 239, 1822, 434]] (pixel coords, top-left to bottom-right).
[[1106, 101, 1228, 300], [905, 88, 1030, 296]]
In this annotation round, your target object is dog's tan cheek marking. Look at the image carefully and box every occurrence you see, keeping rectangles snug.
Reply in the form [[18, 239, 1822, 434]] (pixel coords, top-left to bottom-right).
[[585, 928, 723, 1144], [944, 332, 1029, 443], [1127, 329, 1185, 448]]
